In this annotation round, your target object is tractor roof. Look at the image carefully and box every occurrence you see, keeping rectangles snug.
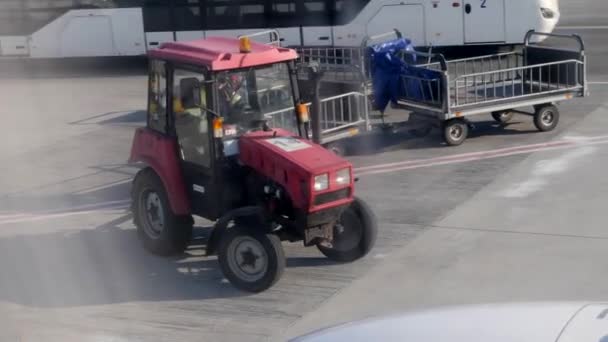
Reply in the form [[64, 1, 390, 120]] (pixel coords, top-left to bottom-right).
[[148, 37, 298, 71]]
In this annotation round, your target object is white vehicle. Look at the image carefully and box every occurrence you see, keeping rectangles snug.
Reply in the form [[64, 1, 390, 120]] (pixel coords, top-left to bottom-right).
[[0, 0, 560, 58], [292, 302, 608, 342]]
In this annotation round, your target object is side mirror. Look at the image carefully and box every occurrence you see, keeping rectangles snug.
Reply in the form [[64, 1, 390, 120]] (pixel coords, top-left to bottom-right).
[[179, 77, 201, 108]]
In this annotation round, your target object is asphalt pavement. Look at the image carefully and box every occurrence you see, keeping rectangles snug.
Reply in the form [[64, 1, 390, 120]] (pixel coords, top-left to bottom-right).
[[281, 90, 608, 340], [1, 4, 608, 341]]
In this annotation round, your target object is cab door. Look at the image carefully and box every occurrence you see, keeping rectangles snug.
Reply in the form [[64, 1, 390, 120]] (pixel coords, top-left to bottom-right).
[[171, 66, 218, 219], [463, 0, 506, 43]]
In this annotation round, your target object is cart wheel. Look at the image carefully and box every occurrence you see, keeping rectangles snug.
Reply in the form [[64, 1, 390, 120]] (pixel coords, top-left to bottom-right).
[[317, 197, 377, 262], [132, 168, 193, 256], [443, 119, 469, 146], [218, 225, 285, 292], [534, 104, 560, 132], [491, 111, 514, 124]]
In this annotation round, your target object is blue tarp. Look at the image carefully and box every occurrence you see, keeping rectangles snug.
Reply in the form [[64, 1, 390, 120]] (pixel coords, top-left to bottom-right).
[[369, 38, 439, 112]]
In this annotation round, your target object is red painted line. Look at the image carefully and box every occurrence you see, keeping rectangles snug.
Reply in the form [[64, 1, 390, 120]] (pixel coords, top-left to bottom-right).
[[355, 139, 577, 172], [357, 138, 608, 176], [3, 136, 608, 224]]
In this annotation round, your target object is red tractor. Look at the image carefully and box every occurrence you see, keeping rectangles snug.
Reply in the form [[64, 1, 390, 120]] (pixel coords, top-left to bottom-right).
[[129, 32, 377, 292]]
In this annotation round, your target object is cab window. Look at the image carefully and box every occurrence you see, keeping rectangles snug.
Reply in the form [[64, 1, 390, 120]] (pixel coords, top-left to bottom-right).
[[173, 68, 211, 168], [148, 60, 168, 133]]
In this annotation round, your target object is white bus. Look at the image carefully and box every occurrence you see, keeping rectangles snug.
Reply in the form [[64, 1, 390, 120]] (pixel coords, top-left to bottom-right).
[[0, 0, 560, 58]]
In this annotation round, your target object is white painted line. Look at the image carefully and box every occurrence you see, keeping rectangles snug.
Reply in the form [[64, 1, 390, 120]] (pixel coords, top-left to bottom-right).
[[0, 207, 128, 226], [588, 82, 608, 85], [43, 199, 131, 214], [0, 213, 30, 219], [73, 178, 132, 195], [0, 199, 131, 225], [356, 137, 608, 177], [556, 26, 608, 30], [562, 134, 608, 142], [500, 145, 595, 198]]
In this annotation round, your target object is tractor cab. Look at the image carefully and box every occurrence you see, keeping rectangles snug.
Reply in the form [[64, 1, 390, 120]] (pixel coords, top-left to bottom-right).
[[150, 33, 304, 145], [129, 32, 376, 293], [174, 54, 300, 142]]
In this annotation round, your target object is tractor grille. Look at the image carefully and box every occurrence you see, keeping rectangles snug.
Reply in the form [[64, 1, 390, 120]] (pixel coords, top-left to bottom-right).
[[314, 188, 349, 206]]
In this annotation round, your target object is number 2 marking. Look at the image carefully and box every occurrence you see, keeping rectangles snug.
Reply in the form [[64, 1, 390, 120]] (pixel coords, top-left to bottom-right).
[[480, 0, 487, 8]]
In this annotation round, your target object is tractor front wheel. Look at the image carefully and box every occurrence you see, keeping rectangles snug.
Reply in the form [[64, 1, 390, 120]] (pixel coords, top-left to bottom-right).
[[317, 197, 377, 262], [132, 168, 193, 256], [218, 225, 285, 292]]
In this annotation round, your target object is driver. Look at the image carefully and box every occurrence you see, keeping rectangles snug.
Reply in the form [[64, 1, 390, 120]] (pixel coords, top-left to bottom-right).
[[174, 81, 209, 166], [218, 73, 253, 122]]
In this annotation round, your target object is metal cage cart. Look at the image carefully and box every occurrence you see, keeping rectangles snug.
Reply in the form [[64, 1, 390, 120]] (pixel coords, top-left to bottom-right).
[[295, 30, 588, 146]]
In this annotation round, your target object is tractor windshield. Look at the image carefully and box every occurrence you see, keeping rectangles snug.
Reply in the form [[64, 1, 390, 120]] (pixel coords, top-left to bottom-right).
[[215, 62, 298, 136]]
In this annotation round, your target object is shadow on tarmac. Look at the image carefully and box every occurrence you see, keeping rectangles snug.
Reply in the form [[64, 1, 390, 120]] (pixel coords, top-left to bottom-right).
[[69, 110, 147, 126], [0, 214, 245, 307], [0, 164, 137, 214], [0, 213, 338, 308], [337, 118, 539, 156], [0, 57, 148, 79]]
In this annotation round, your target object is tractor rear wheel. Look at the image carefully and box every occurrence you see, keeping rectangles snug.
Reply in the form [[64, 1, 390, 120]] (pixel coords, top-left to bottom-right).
[[132, 168, 193, 256], [317, 197, 377, 262], [218, 225, 285, 292]]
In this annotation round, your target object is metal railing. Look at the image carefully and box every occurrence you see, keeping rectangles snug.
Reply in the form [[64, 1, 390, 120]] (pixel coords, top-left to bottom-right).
[[295, 29, 403, 76], [238, 29, 281, 46], [264, 92, 368, 135], [452, 59, 584, 107], [319, 91, 368, 133], [401, 74, 443, 107], [264, 107, 297, 131], [420, 52, 523, 81], [296, 46, 368, 83], [296, 46, 365, 67]]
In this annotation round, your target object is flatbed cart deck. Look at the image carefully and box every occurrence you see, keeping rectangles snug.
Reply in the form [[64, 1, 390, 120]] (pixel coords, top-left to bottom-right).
[[294, 30, 588, 146]]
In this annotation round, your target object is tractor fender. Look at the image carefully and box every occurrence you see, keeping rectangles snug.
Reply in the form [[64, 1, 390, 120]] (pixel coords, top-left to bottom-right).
[[129, 128, 191, 215], [205, 206, 268, 256]]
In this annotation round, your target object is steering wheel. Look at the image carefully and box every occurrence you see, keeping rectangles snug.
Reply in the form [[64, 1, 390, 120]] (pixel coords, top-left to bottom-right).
[[225, 105, 266, 134]]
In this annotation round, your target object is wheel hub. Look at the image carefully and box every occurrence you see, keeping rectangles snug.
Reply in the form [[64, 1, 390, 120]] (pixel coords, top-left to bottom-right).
[[228, 236, 268, 282], [239, 247, 261, 269], [149, 202, 160, 221], [331, 210, 362, 252], [450, 125, 463, 139], [142, 191, 164, 238], [541, 111, 554, 125]]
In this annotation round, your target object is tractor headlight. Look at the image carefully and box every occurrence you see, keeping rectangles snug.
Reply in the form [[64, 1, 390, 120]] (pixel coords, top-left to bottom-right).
[[335, 168, 351, 186], [313, 173, 329, 191], [540, 7, 555, 19]]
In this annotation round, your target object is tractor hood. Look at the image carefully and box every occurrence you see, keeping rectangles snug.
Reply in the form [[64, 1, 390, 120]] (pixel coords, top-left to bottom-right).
[[238, 129, 349, 175], [238, 129, 353, 212]]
